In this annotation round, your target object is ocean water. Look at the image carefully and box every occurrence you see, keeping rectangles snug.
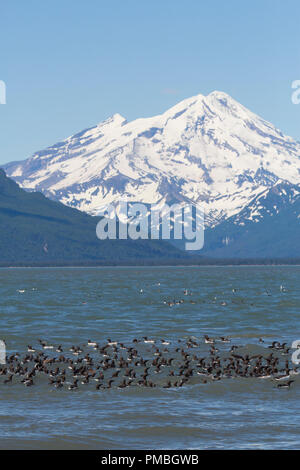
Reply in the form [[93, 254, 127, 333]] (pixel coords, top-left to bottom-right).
[[0, 266, 299, 450]]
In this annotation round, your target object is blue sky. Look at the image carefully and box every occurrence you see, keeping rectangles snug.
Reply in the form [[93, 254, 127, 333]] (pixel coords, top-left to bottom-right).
[[1, 0, 300, 164]]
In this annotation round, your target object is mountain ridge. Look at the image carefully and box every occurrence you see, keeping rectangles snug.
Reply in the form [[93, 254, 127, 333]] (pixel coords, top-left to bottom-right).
[[0, 169, 190, 265], [202, 180, 300, 258]]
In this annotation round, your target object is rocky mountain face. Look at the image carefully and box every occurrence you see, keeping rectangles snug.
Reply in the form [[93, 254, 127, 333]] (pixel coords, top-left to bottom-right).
[[202, 182, 300, 258]]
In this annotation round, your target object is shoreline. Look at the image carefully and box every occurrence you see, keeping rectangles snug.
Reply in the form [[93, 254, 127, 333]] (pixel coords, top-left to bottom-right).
[[1, 262, 300, 268]]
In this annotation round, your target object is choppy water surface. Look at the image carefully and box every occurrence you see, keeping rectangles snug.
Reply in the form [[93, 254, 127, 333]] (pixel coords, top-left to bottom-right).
[[0, 266, 299, 449]]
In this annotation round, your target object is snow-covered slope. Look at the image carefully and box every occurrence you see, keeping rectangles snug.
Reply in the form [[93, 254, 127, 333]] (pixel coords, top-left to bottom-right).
[[202, 181, 300, 258], [4, 91, 300, 227]]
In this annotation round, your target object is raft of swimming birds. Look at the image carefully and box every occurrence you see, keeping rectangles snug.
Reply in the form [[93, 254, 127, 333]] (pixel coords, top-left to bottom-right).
[[1, 335, 299, 391]]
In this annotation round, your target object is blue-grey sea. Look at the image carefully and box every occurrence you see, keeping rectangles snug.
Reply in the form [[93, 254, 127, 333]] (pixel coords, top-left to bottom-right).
[[0, 266, 299, 449]]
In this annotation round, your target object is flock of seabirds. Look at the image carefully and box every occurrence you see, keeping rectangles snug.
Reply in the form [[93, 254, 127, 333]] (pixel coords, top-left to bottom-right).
[[1, 283, 297, 391], [0, 332, 299, 391]]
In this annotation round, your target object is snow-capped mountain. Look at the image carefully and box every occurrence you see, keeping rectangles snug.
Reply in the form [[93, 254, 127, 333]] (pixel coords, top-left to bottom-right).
[[3, 91, 300, 227]]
